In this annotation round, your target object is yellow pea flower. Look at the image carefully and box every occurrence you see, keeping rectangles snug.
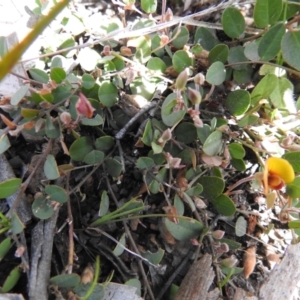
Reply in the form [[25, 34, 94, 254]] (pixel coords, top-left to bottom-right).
[[263, 157, 295, 195]]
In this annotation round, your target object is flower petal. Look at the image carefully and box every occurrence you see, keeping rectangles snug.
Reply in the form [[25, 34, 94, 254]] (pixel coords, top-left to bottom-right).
[[266, 157, 295, 184], [268, 174, 284, 190]]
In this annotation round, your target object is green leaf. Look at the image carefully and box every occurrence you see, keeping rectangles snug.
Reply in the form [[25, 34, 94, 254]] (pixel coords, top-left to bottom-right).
[[237, 114, 259, 127], [149, 167, 167, 194], [206, 61, 226, 85], [50, 67, 66, 84], [82, 74, 95, 89], [161, 93, 186, 127], [282, 31, 300, 71], [197, 124, 211, 144], [225, 90, 250, 116], [147, 57, 167, 73], [0, 178, 21, 198], [228, 46, 249, 70], [270, 77, 294, 109], [288, 220, 300, 229], [198, 176, 224, 199], [254, 0, 282, 28], [222, 7, 245, 39], [83, 150, 105, 164], [2, 265, 21, 292], [140, 248, 164, 265], [11, 84, 30, 105], [113, 232, 126, 256], [211, 194, 236, 216], [99, 190, 109, 217], [175, 122, 197, 144], [174, 194, 184, 216], [32, 196, 54, 219], [29, 68, 49, 83], [141, 120, 153, 147], [131, 36, 151, 64], [282, 152, 300, 172], [0, 238, 12, 262], [136, 157, 155, 169], [44, 154, 60, 180], [98, 82, 118, 107], [164, 217, 203, 241], [141, 0, 157, 13], [11, 212, 24, 235], [235, 216, 247, 237], [81, 114, 104, 126], [69, 137, 94, 161], [231, 158, 246, 171], [58, 37, 76, 52], [218, 238, 241, 250], [251, 74, 278, 105], [194, 27, 219, 51], [203, 131, 222, 156], [228, 143, 245, 159], [45, 185, 68, 204], [258, 23, 285, 61], [50, 274, 81, 288], [45, 114, 60, 139], [208, 44, 229, 63], [95, 136, 115, 151], [105, 158, 123, 178], [244, 39, 260, 61], [51, 56, 63, 68], [186, 184, 203, 196], [171, 26, 190, 49], [21, 108, 39, 118], [287, 177, 300, 198], [172, 50, 193, 73], [0, 133, 11, 154]]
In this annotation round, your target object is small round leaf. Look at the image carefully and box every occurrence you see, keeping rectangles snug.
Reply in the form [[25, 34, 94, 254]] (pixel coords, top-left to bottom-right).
[[225, 90, 250, 116], [45, 185, 68, 204], [211, 194, 236, 216], [222, 7, 245, 39], [69, 137, 94, 162], [206, 62, 226, 85], [44, 154, 60, 180]]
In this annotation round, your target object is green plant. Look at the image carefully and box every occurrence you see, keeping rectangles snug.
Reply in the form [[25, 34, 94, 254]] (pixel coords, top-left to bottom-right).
[[1, 0, 300, 297]]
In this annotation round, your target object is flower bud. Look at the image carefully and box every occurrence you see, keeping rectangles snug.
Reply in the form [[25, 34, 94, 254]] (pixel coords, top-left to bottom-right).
[[102, 45, 111, 56], [165, 8, 173, 22], [158, 128, 172, 143], [188, 87, 202, 105], [160, 34, 169, 47], [120, 46, 132, 56], [175, 68, 188, 91], [194, 73, 205, 85], [212, 230, 225, 239], [76, 93, 95, 118], [60, 111, 72, 125]]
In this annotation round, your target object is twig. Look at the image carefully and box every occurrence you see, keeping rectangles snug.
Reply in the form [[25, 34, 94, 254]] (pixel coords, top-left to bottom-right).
[[156, 250, 194, 300], [115, 101, 158, 140]]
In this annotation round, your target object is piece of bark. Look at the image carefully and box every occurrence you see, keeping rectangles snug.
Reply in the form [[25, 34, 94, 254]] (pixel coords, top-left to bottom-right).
[[0, 154, 32, 223], [259, 242, 300, 300], [28, 210, 59, 300], [174, 253, 219, 300]]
